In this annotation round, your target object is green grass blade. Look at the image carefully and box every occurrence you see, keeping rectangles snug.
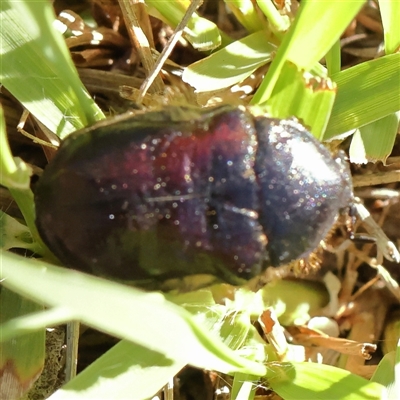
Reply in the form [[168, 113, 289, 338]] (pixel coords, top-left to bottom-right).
[[383, 312, 400, 355], [325, 53, 400, 139], [325, 40, 341, 76], [349, 113, 400, 164], [49, 340, 185, 400], [252, 0, 365, 104], [379, 0, 400, 54], [0, 288, 45, 400], [264, 61, 336, 138], [281, 0, 365, 69], [259, 279, 329, 326], [0, 106, 31, 191], [145, 0, 223, 50], [182, 31, 276, 92], [0, 0, 104, 138], [371, 342, 400, 399], [255, 0, 289, 33], [0, 308, 75, 343], [0, 251, 267, 377], [267, 362, 385, 400], [0, 211, 39, 253], [225, 0, 267, 33], [0, 106, 48, 252], [7, 188, 48, 252], [169, 288, 271, 367], [231, 372, 258, 400]]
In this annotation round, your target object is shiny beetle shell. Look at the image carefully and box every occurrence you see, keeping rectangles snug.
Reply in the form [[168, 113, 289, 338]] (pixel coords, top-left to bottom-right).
[[34, 106, 353, 284]]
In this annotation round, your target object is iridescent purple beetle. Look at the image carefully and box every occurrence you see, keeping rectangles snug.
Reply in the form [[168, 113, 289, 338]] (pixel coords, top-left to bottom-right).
[[34, 106, 353, 284]]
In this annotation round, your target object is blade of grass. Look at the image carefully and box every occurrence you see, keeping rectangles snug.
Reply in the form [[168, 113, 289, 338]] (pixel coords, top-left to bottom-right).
[[267, 361, 384, 400], [183, 31, 276, 92], [48, 339, 185, 400], [371, 342, 399, 399], [0, 288, 45, 400], [0, 211, 40, 253], [225, 0, 267, 33], [0, 106, 48, 254], [379, 0, 400, 54], [255, 0, 290, 34], [264, 61, 336, 138], [0, 106, 31, 191], [252, 0, 365, 105], [325, 40, 341, 76], [0, 0, 104, 138], [145, 0, 225, 50], [259, 279, 329, 326], [383, 311, 400, 355], [349, 113, 400, 164], [0, 308, 74, 343], [231, 372, 258, 400], [324, 53, 400, 139]]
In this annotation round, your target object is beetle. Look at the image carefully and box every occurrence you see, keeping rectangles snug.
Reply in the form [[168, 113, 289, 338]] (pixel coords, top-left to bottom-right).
[[34, 106, 353, 284]]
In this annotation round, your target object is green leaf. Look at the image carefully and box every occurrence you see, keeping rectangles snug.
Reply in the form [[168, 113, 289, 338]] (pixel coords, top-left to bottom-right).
[[255, 0, 290, 33], [231, 372, 258, 400], [371, 342, 400, 399], [49, 340, 185, 400], [383, 311, 400, 355], [252, 0, 365, 104], [349, 113, 400, 164], [0, 106, 31, 191], [259, 279, 329, 326], [183, 31, 276, 92], [225, 0, 267, 33], [0, 211, 38, 252], [0, 107, 48, 253], [145, 0, 224, 50], [379, 0, 400, 54], [282, 0, 365, 70], [268, 362, 385, 400], [0, 0, 104, 138], [325, 40, 341, 76], [264, 61, 336, 139], [169, 288, 270, 365], [0, 251, 267, 377], [324, 53, 400, 140], [0, 288, 45, 399]]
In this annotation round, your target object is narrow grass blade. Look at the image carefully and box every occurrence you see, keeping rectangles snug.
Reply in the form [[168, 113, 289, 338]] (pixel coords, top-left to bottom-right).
[[379, 0, 400, 54], [0, 106, 31, 191], [349, 113, 400, 164], [0, 0, 104, 138], [252, 0, 365, 104], [383, 311, 400, 355], [183, 31, 276, 92], [0, 106, 48, 252], [0, 211, 38, 253], [0, 288, 45, 400], [265, 61, 336, 139], [260, 279, 329, 326], [256, 0, 289, 34], [231, 372, 258, 400], [145, 0, 223, 50], [325, 40, 341, 76], [267, 362, 385, 400], [225, 0, 267, 33], [49, 339, 185, 400], [371, 341, 400, 399], [325, 53, 400, 139], [280, 0, 365, 70], [0, 308, 74, 343]]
